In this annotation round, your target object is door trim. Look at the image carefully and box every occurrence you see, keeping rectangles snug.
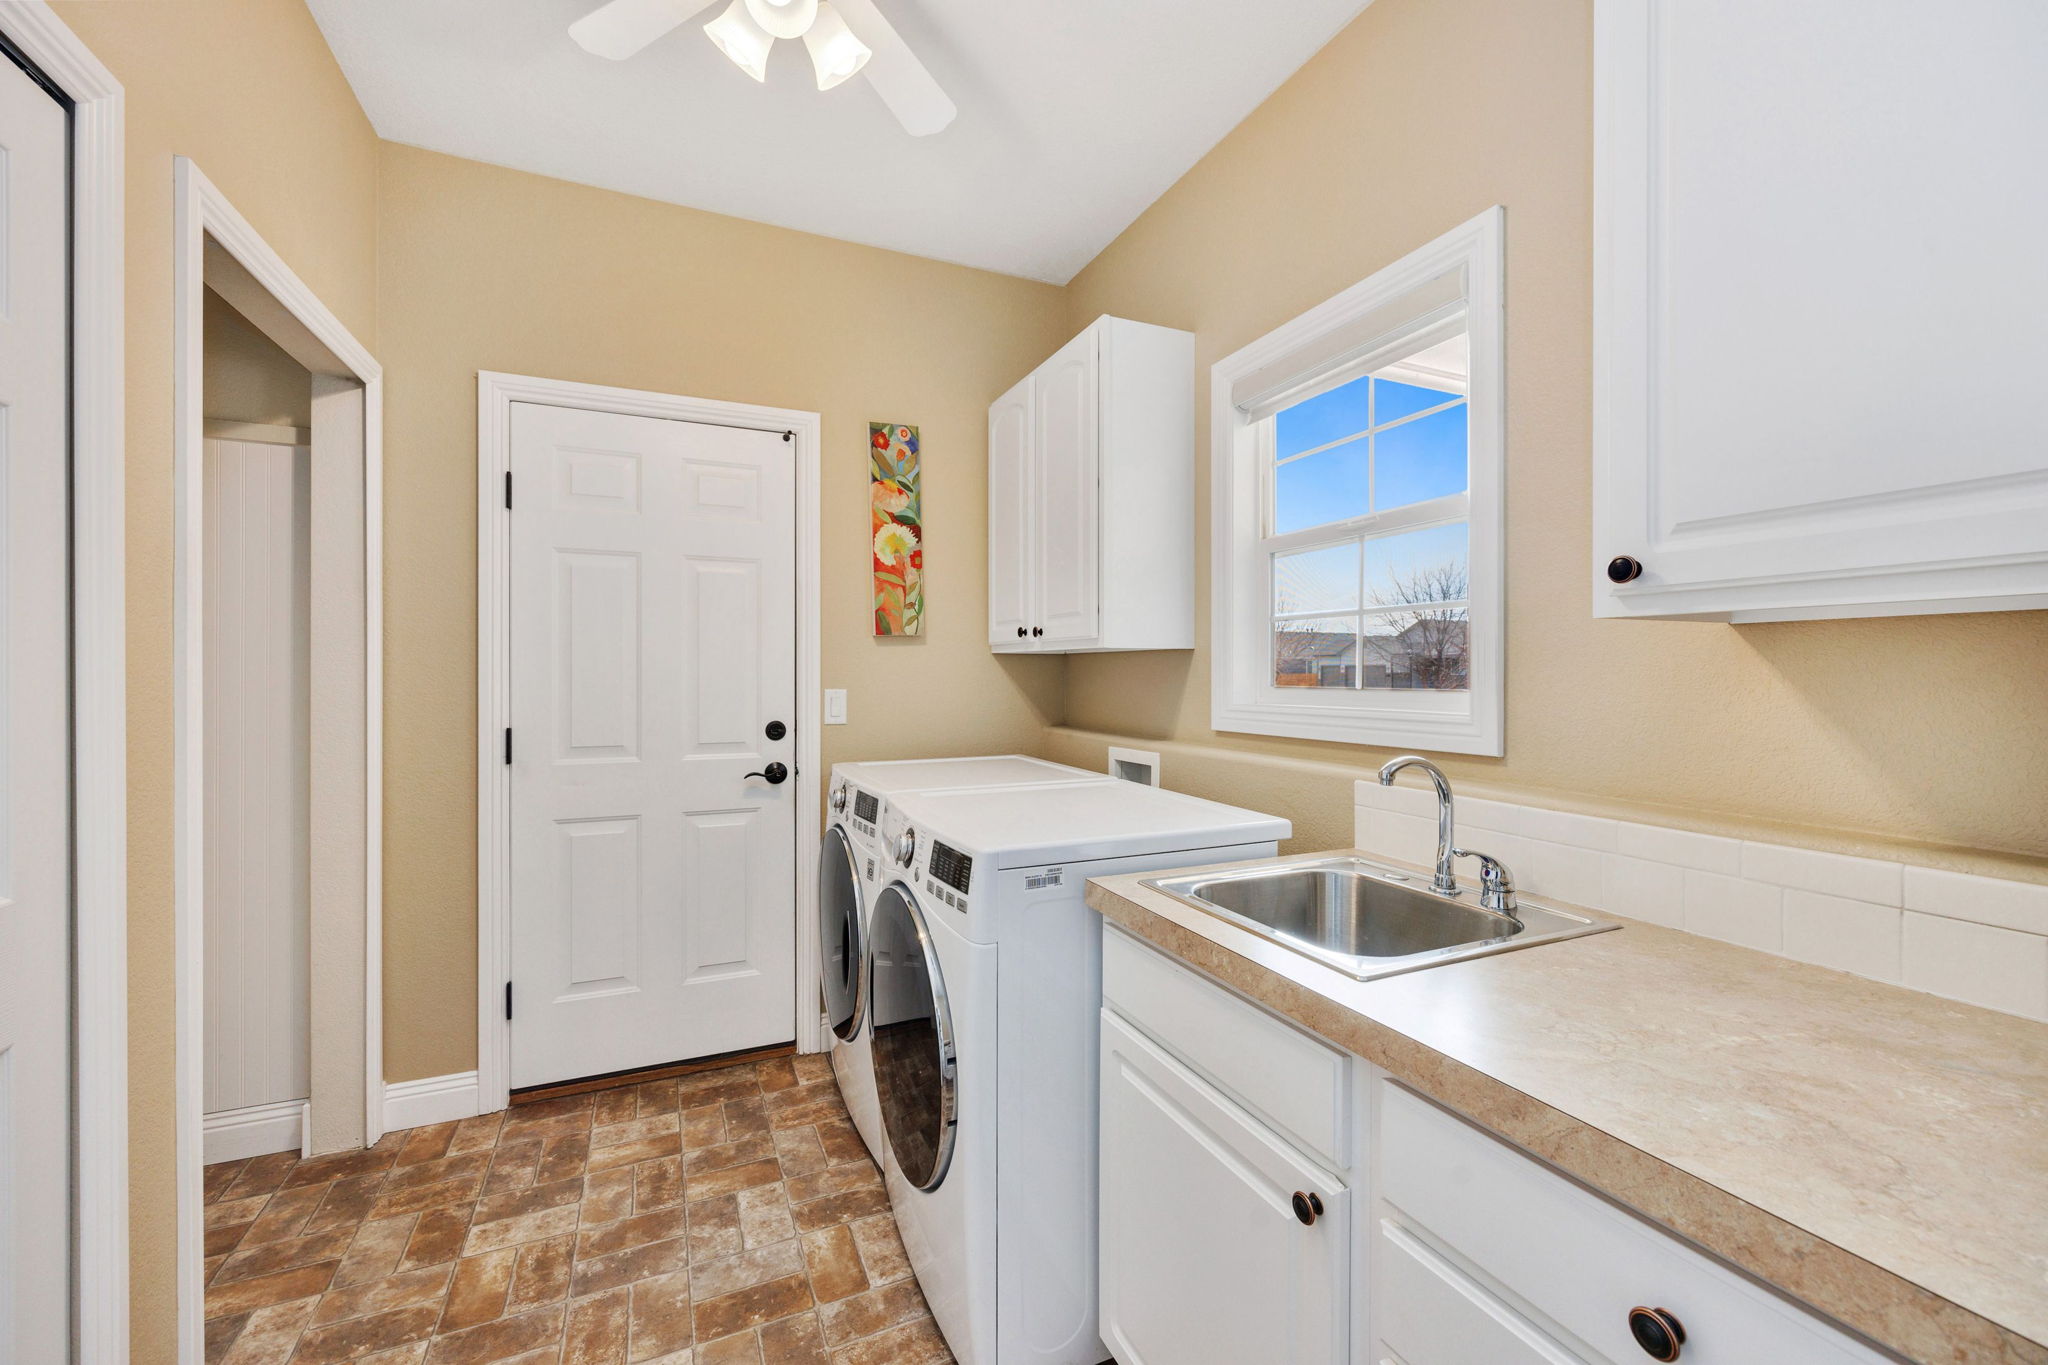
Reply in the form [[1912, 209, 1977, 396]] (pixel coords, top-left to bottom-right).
[[475, 371, 824, 1115], [173, 156, 385, 1362], [0, 4, 126, 1357]]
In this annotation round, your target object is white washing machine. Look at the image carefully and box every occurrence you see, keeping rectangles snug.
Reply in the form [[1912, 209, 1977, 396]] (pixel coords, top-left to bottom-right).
[[818, 757, 1113, 1163], [867, 780, 1289, 1365]]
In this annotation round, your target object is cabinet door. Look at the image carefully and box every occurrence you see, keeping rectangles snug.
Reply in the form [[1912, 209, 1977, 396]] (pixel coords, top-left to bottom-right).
[[1032, 327, 1101, 646], [1100, 1009, 1347, 1365], [1593, 0, 2048, 621], [987, 374, 1035, 648]]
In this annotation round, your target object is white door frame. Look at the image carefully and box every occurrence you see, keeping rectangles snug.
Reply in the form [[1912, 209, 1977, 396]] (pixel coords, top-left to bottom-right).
[[476, 371, 823, 1114], [173, 157, 384, 1362], [0, 4, 126, 1358]]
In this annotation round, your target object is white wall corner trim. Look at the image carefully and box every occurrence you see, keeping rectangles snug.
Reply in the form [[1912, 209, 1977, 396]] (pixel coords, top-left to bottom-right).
[[174, 155, 384, 1365], [383, 1072, 484, 1133], [0, 4, 127, 1358], [475, 372, 825, 1117]]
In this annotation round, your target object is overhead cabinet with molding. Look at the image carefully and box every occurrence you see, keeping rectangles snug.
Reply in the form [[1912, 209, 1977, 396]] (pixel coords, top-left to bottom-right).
[[1592, 0, 2048, 622], [989, 315, 1195, 652]]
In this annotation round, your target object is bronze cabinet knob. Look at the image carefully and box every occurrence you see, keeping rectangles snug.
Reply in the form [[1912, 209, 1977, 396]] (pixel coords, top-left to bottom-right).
[[1627, 1306, 1685, 1361], [1290, 1191, 1323, 1226], [1607, 555, 1645, 584]]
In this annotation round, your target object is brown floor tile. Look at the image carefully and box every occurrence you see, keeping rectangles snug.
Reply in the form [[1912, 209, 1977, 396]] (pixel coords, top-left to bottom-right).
[[202, 1056, 952, 1365], [758, 1311, 830, 1365], [311, 1263, 456, 1327], [570, 1238, 688, 1299], [736, 1186, 796, 1251], [580, 1167, 638, 1225], [627, 1269, 693, 1361], [439, 1247, 518, 1332], [203, 1261, 338, 1319], [790, 1054, 833, 1085], [562, 1289, 631, 1365], [506, 1233, 575, 1312], [425, 1304, 567, 1364], [827, 1314, 952, 1365], [576, 1206, 686, 1261], [212, 1226, 354, 1285], [799, 1225, 868, 1305], [847, 1216, 911, 1286], [816, 1280, 929, 1348]]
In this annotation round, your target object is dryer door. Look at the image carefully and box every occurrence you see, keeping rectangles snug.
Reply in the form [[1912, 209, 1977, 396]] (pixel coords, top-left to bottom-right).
[[819, 825, 867, 1042], [869, 880, 958, 1192]]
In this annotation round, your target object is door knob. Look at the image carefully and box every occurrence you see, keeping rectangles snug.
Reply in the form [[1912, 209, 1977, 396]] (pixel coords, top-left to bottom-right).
[[1032, 626, 1043, 637], [745, 762, 789, 785], [1607, 555, 1644, 584], [1016, 626, 1026, 638], [1290, 1191, 1323, 1226]]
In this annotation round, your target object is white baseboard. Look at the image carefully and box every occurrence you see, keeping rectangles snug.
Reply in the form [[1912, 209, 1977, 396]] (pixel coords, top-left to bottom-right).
[[383, 1070, 483, 1132], [203, 1098, 306, 1164]]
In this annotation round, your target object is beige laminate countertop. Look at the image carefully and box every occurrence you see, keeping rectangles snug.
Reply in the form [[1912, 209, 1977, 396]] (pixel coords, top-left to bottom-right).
[[1086, 849, 2048, 1365]]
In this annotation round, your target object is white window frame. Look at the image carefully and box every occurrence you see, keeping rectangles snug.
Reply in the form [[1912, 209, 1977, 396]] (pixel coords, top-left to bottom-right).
[[1211, 207, 1504, 756]]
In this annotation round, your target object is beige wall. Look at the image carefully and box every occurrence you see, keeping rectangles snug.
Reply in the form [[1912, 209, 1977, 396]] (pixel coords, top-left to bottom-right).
[[47, 1, 380, 1357], [374, 144, 1071, 1083], [1059, 0, 2048, 871], [203, 287, 313, 427]]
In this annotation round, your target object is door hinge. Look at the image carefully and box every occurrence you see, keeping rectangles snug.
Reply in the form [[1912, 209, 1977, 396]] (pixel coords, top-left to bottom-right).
[[504, 471, 513, 509], [505, 981, 513, 1021], [504, 727, 513, 764]]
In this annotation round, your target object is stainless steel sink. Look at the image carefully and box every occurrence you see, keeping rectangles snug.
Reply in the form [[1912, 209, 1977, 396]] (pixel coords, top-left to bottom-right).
[[1142, 856, 1616, 981]]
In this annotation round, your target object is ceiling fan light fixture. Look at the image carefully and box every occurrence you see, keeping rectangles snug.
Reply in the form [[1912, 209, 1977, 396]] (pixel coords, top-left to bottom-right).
[[704, 0, 775, 81], [744, 0, 820, 39], [802, 2, 871, 90]]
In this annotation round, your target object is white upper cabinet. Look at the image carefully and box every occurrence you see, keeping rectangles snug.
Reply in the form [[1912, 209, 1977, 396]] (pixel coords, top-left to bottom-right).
[[1593, 0, 2048, 622], [989, 315, 1195, 651]]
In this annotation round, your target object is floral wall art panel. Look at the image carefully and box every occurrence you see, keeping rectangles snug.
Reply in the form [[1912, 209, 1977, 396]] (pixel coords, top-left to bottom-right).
[[871, 422, 923, 635]]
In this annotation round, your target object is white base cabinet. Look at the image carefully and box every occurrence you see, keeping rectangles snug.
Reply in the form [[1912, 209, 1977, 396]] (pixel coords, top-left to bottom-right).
[[989, 315, 1195, 653], [1099, 926, 1893, 1365]]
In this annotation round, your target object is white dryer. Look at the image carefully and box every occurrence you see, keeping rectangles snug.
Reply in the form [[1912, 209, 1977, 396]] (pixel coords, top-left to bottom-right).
[[818, 757, 1112, 1163], [867, 780, 1289, 1365]]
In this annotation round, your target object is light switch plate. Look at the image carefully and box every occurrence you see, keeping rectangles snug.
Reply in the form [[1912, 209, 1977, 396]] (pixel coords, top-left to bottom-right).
[[824, 689, 848, 724]]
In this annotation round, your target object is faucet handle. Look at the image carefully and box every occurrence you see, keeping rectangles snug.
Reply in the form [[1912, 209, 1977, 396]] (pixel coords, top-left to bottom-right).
[[1452, 847, 1519, 921]]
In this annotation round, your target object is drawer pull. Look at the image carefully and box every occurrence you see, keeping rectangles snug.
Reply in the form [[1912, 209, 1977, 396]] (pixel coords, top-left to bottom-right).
[[1290, 1191, 1324, 1226], [1627, 1306, 1686, 1361]]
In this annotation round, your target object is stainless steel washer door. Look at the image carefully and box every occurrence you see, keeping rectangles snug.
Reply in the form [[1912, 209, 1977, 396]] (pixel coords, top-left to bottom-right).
[[868, 880, 957, 1192], [818, 825, 867, 1043]]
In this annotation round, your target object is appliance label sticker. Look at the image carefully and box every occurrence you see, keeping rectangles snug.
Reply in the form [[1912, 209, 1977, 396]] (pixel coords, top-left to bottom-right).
[[1024, 867, 1065, 892]]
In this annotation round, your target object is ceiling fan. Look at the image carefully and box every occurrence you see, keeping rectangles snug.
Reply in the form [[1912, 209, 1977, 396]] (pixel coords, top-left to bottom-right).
[[568, 0, 957, 136]]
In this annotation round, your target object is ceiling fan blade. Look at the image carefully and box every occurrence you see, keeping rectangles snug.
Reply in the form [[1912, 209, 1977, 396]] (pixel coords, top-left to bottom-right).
[[568, 0, 718, 60], [832, 0, 957, 136]]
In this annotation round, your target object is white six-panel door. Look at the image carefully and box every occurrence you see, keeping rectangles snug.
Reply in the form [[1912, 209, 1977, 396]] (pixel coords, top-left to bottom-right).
[[0, 49, 73, 1364], [508, 402, 797, 1089]]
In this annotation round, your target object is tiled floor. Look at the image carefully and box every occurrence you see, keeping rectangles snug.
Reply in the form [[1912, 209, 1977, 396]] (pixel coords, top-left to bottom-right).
[[203, 1053, 958, 1364]]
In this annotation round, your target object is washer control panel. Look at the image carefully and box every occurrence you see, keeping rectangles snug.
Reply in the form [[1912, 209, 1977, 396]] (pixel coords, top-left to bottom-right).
[[922, 840, 973, 913]]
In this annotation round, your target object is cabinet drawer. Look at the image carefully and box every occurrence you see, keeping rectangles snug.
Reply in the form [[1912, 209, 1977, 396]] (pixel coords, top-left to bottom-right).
[[1375, 1218, 1586, 1365], [1102, 925, 1349, 1169], [1378, 1084, 1890, 1365]]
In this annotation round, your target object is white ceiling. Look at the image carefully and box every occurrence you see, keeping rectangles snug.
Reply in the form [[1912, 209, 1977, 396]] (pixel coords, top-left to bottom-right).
[[306, 0, 1373, 283]]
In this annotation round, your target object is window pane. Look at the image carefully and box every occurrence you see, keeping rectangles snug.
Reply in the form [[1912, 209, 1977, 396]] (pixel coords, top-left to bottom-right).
[[1373, 376, 1460, 424], [1273, 615, 1358, 689], [1274, 542, 1360, 615], [1374, 403, 1467, 510], [1273, 435, 1369, 535], [1365, 522, 1468, 607], [1361, 607, 1468, 691], [1274, 371, 1373, 458]]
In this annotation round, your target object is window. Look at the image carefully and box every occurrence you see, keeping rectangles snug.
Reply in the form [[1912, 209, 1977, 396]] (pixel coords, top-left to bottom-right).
[[1211, 209, 1503, 755]]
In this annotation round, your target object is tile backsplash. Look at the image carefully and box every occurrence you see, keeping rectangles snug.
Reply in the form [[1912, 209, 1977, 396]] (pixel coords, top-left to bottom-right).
[[1355, 783, 2048, 1022]]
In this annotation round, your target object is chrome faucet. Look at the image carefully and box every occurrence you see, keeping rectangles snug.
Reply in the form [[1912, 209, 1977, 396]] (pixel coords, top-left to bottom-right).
[[1376, 756, 1520, 922]]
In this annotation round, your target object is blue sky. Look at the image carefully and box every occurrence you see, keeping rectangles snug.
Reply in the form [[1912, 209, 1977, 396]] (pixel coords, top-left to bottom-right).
[[1274, 371, 1468, 536]]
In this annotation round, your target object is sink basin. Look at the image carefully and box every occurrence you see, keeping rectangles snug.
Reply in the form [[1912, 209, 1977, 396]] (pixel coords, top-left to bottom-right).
[[1141, 856, 1617, 981]]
